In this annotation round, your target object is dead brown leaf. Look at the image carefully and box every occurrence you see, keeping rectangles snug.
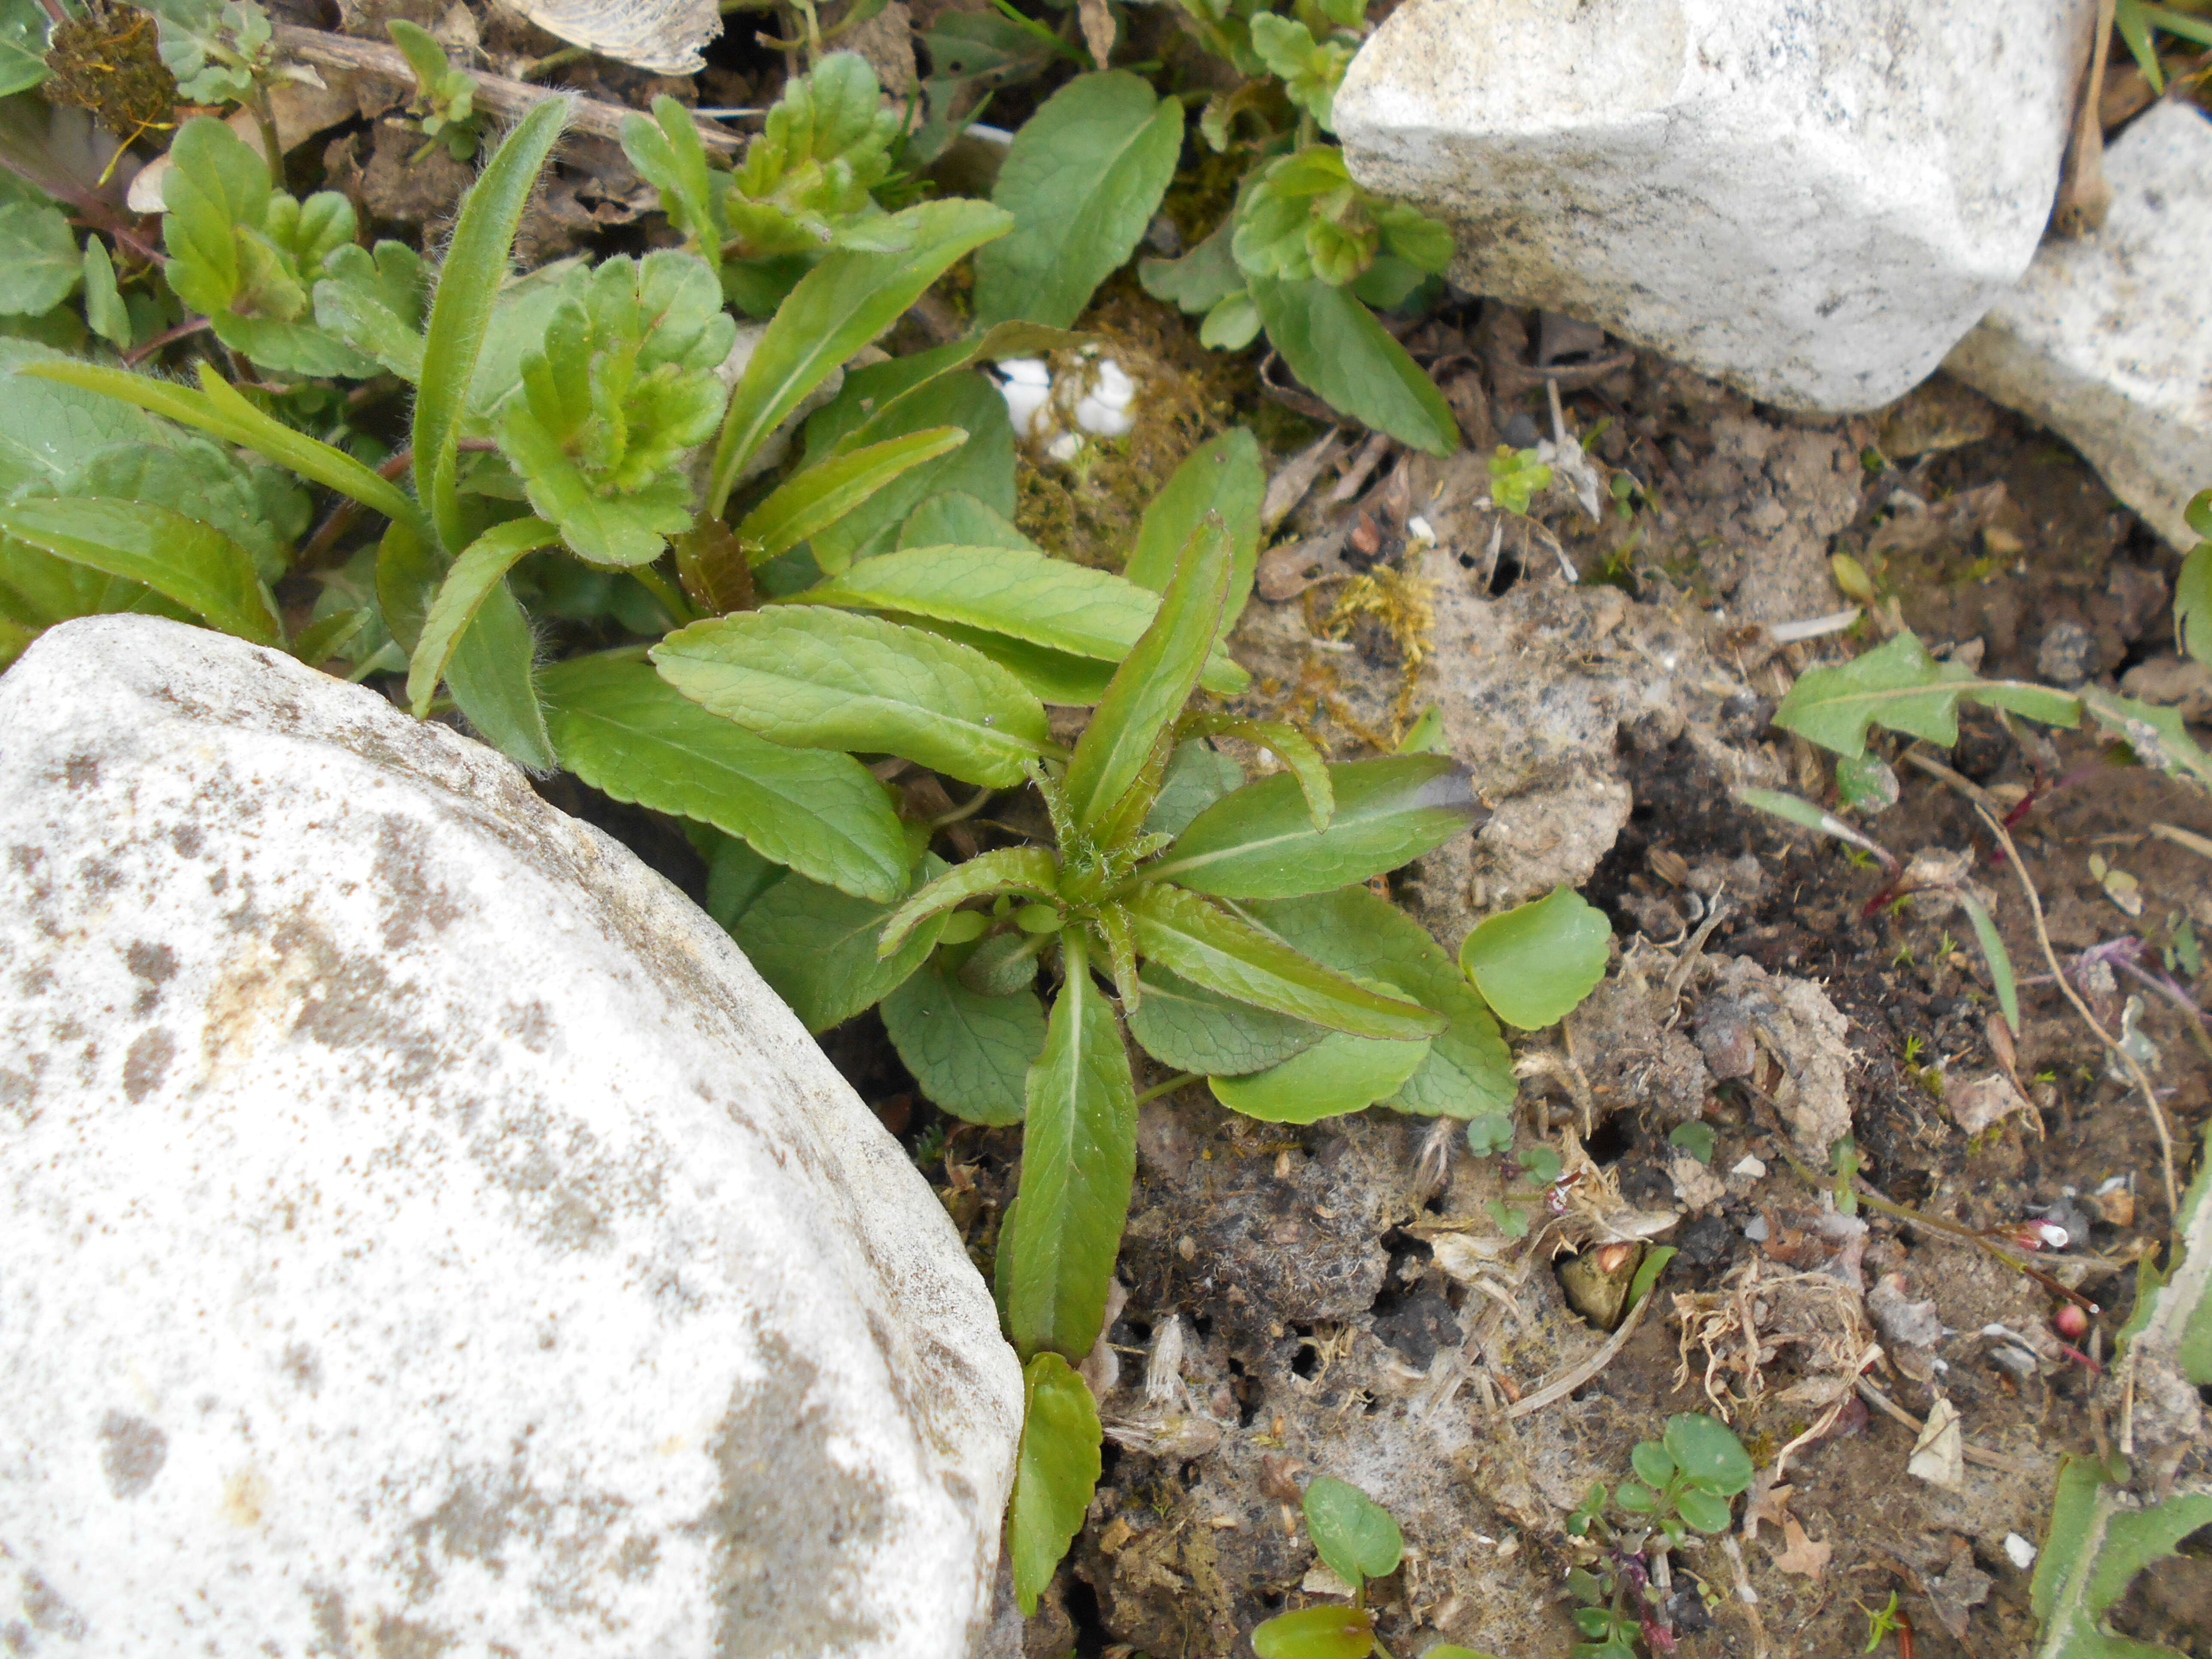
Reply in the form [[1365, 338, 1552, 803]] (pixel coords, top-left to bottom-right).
[[1771, 1517, 1832, 1581], [1078, 0, 1115, 70]]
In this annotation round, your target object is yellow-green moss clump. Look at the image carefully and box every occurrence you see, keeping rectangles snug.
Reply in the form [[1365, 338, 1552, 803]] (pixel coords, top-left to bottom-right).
[[1015, 279, 1258, 568], [43, 4, 176, 146]]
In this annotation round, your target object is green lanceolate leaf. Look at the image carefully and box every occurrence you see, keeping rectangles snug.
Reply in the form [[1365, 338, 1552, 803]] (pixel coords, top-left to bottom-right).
[[702, 830, 782, 927], [540, 650, 910, 902], [0, 343, 170, 500], [377, 514, 553, 767], [733, 854, 949, 1030], [904, 621, 1120, 706], [0, 497, 279, 644], [80, 237, 129, 348], [999, 930, 1137, 1360], [1249, 273, 1457, 456], [795, 543, 1249, 693], [901, 490, 1035, 550], [653, 607, 1055, 787], [621, 93, 726, 281], [1006, 1352, 1104, 1616], [808, 367, 1018, 570], [447, 573, 553, 769], [1303, 1475, 1404, 1590], [1125, 963, 1323, 1075], [1124, 883, 1443, 1040], [1177, 713, 1331, 830], [1146, 754, 1478, 898], [708, 198, 1013, 515], [738, 427, 969, 565], [1144, 740, 1246, 837], [2031, 1457, 2212, 1659], [20, 359, 421, 531], [1211, 1016, 1429, 1123], [69, 437, 306, 583], [879, 845, 1062, 956], [1123, 427, 1267, 625], [1957, 892, 2019, 1035], [2176, 539, 2212, 667], [1459, 885, 1611, 1030], [1773, 629, 2083, 759], [2080, 686, 2212, 793], [1064, 517, 1232, 835], [407, 516, 562, 715], [416, 96, 571, 554], [881, 956, 1047, 1125], [972, 71, 1184, 330], [1250, 885, 1513, 1118]]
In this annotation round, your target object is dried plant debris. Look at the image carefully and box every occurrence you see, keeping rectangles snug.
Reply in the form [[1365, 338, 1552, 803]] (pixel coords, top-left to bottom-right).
[[507, 0, 720, 73], [1692, 956, 1853, 1155]]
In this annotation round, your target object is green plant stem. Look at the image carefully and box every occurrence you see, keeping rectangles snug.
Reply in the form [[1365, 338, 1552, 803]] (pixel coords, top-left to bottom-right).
[[630, 564, 697, 625], [1133, 1070, 1201, 1107], [519, 44, 590, 79], [930, 785, 997, 828], [247, 82, 284, 187]]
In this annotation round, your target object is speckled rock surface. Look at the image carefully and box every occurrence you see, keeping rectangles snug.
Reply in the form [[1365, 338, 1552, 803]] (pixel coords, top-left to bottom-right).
[[1946, 100, 2212, 552], [1334, 0, 2097, 412], [0, 616, 1021, 1659]]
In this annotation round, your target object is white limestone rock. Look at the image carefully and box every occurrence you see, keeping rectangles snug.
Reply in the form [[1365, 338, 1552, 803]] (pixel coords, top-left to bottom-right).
[[1946, 101, 2212, 552], [0, 616, 1021, 1658], [1334, 0, 2097, 412]]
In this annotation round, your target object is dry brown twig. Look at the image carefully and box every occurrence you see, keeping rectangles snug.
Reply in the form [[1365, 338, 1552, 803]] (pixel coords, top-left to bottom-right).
[[1853, 1377, 2040, 1476], [1975, 805, 2179, 1214], [272, 24, 744, 152]]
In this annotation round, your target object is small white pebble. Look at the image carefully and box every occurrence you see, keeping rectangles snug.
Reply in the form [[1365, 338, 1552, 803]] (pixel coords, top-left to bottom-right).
[[2005, 1533, 2037, 1570], [1044, 431, 1082, 463], [1743, 1215, 1770, 1242], [1406, 515, 1436, 543], [995, 359, 1053, 438], [1072, 359, 1138, 438], [1730, 1155, 1767, 1179]]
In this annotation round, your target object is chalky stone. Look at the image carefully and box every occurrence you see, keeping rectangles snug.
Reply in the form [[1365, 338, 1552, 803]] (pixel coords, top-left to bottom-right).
[[1948, 101, 2212, 553], [1334, 0, 2097, 412], [0, 616, 1020, 1657]]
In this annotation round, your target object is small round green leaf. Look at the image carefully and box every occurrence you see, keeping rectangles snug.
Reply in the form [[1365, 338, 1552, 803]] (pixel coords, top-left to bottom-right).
[[1458, 886, 1611, 1030], [1210, 1026, 1428, 1124], [1614, 1480, 1654, 1513], [1667, 1121, 1716, 1164], [1672, 1486, 1734, 1534], [1662, 1413, 1755, 1496], [1463, 1112, 1514, 1156], [1252, 1606, 1376, 1659], [1301, 1475, 1402, 1590], [1516, 1145, 1562, 1186], [1630, 1440, 1676, 1487]]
